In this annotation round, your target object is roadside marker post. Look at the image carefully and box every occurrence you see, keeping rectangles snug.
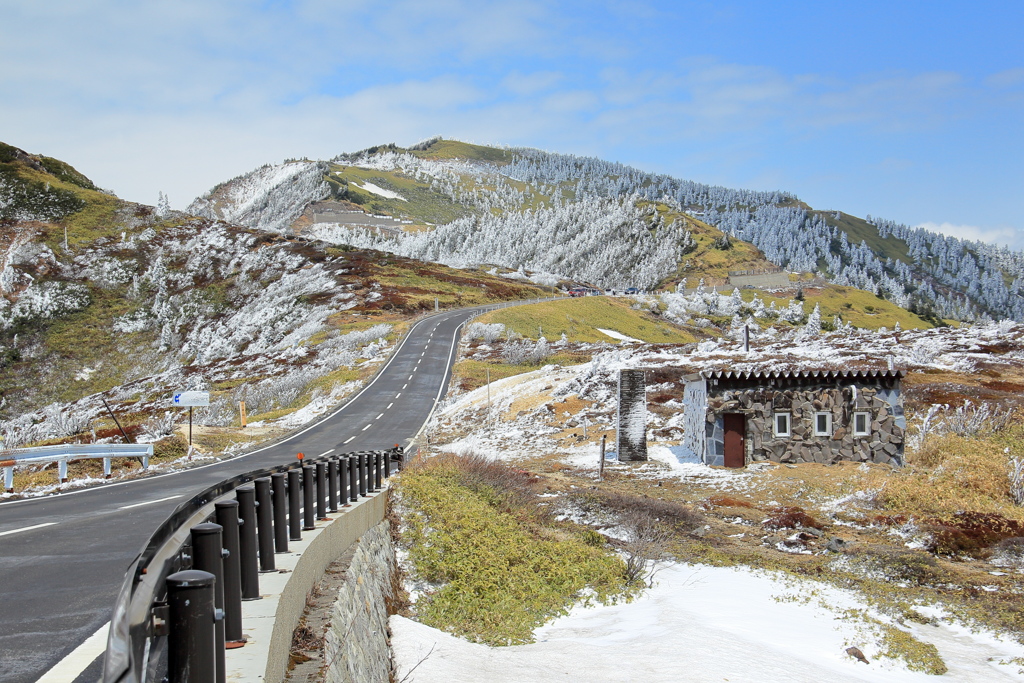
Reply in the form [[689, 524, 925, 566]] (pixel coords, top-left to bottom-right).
[[271, 473, 288, 553], [234, 486, 261, 600], [166, 570, 217, 683], [288, 469, 302, 541]]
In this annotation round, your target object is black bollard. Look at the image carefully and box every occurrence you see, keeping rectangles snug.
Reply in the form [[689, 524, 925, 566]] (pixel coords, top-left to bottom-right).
[[327, 459, 339, 512], [190, 523, 226, 683], [271, 473, 288, 553], [234, 486, 260, 600], [288, 469, 302, 541], [316, 462, 328, 520], [254, 478, 275, 572], [302, 465, 316, 530], [214, 501, 244, 644], [337, 455, 349, 505], [358, 453, 368, 497], [166, 570, 217, 683], [374, 451, 383, 490], [347, 456, 359, 503]]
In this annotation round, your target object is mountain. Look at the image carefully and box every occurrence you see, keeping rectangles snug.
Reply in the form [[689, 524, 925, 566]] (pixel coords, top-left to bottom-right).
[[0, 142, 544, 446], [190, 138, 1024, 323]]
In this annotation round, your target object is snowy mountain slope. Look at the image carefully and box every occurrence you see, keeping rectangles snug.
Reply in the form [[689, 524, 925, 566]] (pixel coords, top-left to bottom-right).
[[0, 141, 545, 452], [188, 160, 331, 233], [194, 138, 1024, 322]]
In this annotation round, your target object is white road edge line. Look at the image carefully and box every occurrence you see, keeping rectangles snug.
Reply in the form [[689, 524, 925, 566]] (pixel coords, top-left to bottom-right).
[[118, 495, 181, 510], [316, 449, 335, 458], [36, 620, 109, 683], [0, 522, 56, 537], [343, 436, 356, 444], [415, 319, 466, 443]]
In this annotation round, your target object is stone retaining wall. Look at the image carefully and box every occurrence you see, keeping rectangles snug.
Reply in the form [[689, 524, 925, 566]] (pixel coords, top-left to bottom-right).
[[324, 520, 397, 683]]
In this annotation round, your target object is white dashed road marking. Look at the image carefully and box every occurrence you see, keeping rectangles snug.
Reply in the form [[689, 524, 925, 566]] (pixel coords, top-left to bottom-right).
[[0, 522, 57, 537], [343, 436, 356, 444], [118, 495, 182, 510], [362, 424, 372, 431]]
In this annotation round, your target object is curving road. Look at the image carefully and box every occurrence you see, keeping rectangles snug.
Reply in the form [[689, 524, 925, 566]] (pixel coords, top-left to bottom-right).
[[0, 302, 518, 683]]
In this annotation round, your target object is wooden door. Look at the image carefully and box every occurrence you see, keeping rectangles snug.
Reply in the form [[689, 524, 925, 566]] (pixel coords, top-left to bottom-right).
[[723, 414, 746, 468]]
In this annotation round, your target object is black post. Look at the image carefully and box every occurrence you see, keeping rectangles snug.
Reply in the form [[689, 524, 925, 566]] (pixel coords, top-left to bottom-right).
[[190, 523, 226, 683], [358, 453, 368, 497], [348, 456, 359, 503], [271, 473, 288, 553], [234, 486, 260, 600], [374, 451, 383, 490], [316, 462, 328, 520], [302, 465, 316, 530], [166, 570, 217, 683], [254, 478, 275, 572], [327, 459, 339, 512], [189, 406, 193, 446], [288, 469, 302, 541], [214, 501, 243, 644], [339, 456, 352, 505]]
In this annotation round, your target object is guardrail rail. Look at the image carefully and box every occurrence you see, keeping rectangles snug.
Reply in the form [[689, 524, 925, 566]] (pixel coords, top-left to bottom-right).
[[1, 443, 155, 493]]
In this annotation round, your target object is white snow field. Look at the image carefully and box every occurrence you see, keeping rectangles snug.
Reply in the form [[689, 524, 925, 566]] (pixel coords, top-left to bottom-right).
[[391, 563, 1024, 682], [352, 180, 407, 201]]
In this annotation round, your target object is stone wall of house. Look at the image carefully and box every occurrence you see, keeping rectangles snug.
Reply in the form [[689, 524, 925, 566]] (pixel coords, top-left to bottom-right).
[[323, 520, 396, 683], [706, 382, 905, 466]]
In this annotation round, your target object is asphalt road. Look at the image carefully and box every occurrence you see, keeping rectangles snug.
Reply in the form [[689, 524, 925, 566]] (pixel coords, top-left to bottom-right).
[[0, 303, 501, 683]]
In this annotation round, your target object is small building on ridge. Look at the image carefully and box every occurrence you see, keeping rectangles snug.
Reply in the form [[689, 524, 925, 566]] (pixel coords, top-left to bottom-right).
[[678, 369, 906, 468]]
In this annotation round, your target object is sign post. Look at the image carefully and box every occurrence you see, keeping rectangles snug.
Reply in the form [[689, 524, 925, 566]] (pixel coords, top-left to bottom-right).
[[173, 391, 210, 446]]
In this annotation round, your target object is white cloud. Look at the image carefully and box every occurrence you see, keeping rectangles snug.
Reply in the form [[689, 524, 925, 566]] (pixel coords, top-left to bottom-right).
[[915, 222, 1024, 249], [985, 68, 1024, 89]]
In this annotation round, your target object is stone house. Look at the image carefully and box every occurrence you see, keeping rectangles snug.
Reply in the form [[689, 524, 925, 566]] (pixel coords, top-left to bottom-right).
[[678, 369, 906, 468]]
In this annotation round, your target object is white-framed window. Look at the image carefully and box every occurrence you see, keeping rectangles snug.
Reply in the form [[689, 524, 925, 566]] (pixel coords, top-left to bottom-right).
[[853, 411, 871, 437], [814, 412, 832, 436], [774, 412, 791, 437]]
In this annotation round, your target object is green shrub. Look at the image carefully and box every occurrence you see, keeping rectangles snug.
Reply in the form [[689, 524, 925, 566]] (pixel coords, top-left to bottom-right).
[[397, 454, 631, 644]]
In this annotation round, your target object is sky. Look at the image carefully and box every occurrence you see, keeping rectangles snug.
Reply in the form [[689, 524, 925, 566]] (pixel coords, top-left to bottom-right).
[[1, 1, 1022, 247]]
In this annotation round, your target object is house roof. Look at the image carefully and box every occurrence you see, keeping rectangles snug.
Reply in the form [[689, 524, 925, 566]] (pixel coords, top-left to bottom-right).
[[706, 368, 904, 381], [684, 368, 906, 383]]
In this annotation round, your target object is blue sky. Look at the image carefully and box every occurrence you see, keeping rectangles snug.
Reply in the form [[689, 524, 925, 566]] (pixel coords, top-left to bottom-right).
[[2, 1, 1022, 246]]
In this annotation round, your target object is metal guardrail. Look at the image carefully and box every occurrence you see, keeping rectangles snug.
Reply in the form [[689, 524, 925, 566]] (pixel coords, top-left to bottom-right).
[[1, 443, 155, 493], [102, 446, 400, 683]]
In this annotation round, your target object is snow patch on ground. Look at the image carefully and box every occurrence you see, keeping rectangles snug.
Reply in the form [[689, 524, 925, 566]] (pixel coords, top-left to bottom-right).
[[392, 563, 1024, 682], [352, 180, 407, 201], [595, 328, 641, 343]]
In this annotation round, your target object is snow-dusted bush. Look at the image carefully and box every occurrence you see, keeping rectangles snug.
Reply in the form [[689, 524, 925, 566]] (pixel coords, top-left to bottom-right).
[[0, 281, 90, 330], [501, 337, 552, 365], [141, 411, 178, 441], [196, 395, 235, 427], [1009, 457, 1023, 507], [466, 322, 506, 343]]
